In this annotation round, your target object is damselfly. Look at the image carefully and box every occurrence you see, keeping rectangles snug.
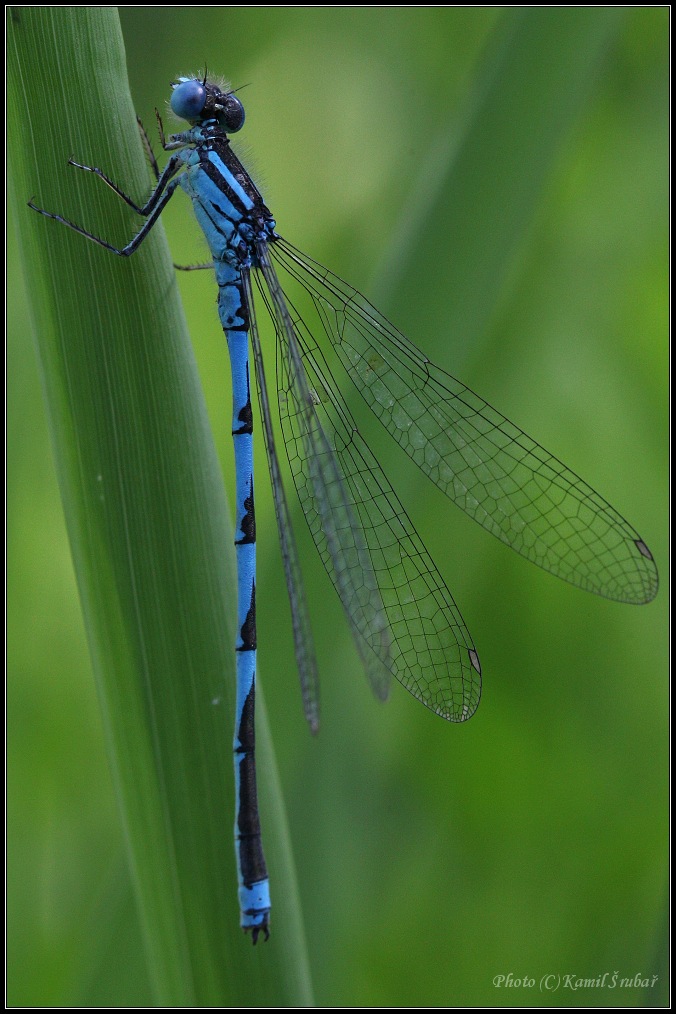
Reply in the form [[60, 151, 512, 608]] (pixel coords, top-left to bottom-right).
[[30, 76, 658, 943]]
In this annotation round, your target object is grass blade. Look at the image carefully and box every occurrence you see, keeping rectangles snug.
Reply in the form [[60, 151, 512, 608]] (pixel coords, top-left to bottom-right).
[[7, 7, 312, 1005]]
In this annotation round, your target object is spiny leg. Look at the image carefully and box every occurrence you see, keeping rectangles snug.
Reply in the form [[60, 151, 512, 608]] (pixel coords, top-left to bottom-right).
[[28, 174, 182, 256], [61, 149, 184, 217], [137, 115, 161, 183]]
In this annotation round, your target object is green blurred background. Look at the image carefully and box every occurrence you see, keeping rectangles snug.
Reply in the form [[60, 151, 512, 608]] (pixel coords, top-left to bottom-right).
[[8, 7, 668, 1007]]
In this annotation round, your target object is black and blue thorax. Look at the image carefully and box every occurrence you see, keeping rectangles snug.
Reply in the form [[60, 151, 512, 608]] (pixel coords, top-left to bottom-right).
[[174, 121, 277, 270], [172, 121, 276, 332]]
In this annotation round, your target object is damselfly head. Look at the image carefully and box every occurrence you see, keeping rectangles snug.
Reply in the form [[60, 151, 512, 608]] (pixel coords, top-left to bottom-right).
[[170, 77, 245, 134]]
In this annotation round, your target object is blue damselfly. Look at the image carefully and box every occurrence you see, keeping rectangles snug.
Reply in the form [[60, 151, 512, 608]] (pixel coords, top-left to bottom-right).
[[30, 75, 658, 942]]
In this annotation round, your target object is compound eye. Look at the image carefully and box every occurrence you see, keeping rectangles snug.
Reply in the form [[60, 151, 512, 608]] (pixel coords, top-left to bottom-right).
[[170, 79, 207, 121], [219, 95, 245, 133]]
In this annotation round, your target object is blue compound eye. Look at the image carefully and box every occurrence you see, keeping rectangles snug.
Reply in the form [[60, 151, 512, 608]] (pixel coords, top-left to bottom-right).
[[170, 79, 207, 121]]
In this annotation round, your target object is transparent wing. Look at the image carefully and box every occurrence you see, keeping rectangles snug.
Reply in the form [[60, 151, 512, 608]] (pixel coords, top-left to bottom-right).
[[244, 271, 320, 733], [255, 255, 394, 707], [256, 246, 481, 723], [271, 238, 658, 606]]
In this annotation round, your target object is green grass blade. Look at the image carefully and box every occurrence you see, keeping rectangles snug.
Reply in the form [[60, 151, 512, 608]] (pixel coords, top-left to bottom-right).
[[7, 7, 312, 1005], [378, 7, 626, 358]]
